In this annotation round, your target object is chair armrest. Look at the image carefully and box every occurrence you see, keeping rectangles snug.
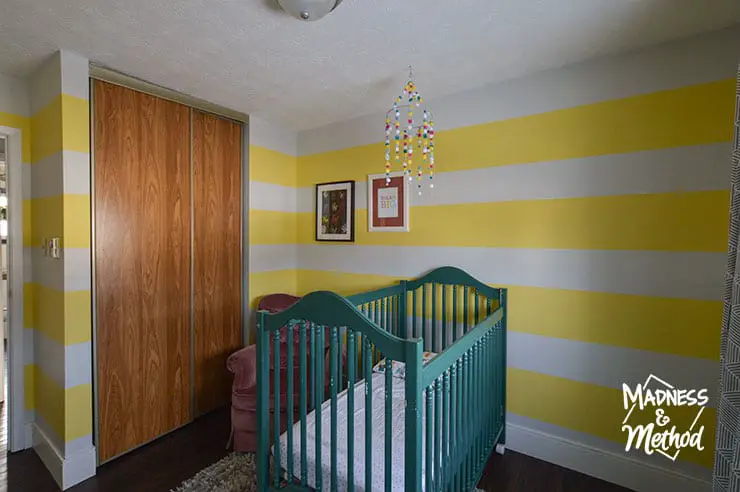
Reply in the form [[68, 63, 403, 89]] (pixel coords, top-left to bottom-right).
[[227, 345, 256, 392]]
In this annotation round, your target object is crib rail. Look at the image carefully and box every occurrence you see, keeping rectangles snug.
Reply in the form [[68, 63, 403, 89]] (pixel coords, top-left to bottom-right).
[[256, 267, 507, 492], [405, 267, 501, 353], [256, 290, 424, 492], [419, 304, 506, 491]]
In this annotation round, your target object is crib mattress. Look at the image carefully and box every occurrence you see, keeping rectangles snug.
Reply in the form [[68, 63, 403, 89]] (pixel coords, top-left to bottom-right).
[[275, 372, 429, 491]]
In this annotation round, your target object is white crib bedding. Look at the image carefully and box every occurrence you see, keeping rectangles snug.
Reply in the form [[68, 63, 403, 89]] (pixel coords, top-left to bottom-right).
[[274, 372, 429, 491]]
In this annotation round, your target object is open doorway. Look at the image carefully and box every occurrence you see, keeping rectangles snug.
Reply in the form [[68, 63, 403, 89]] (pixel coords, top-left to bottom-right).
[[0, 128, 26, 456]]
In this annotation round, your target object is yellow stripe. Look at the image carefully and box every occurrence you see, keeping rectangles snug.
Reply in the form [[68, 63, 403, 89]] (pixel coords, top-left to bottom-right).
[[34, 283, 64, 344], [0, 111, 32, 162], [507, 285, 721, 361], [31, 96, 62, 162], [34, 366, 93, 442], [250, 145, 298, 188], [297, 79, 735, 186], [65, 383, 93, 441], [34, 366, 64, 441], [23, 282, 34, 329], [508, 368, 715, 469], [31, 94, 89, 162], [249, 270, 299, 308], [63, 194, 91, 248], [250, 210, 298, 244], [31, 196, 62, 247], [34, 284, 91, 346], [297, 191, 729, 252], [30, 194, 91, 248], [296, 270, 720, 360], [60, 94, 90, 155], [24, 365, 35, 410], [248, 269, 299, 344], [65, 289, 92, 345]]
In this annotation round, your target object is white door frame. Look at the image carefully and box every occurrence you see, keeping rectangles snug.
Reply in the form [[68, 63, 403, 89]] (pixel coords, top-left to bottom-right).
[[0, 126, 28, 451]]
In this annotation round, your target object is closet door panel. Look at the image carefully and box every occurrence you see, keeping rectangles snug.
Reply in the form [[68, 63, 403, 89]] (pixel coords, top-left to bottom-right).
[[94, 80, 192, 462], [193, 110, 243, 415]]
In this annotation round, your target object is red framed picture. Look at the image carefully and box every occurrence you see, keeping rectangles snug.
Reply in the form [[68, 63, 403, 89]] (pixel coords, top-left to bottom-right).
[[367, 171, 410, 232]]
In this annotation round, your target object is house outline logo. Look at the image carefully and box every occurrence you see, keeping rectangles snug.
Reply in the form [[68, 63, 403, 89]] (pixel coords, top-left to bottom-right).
[[621, 374, 707, 462]]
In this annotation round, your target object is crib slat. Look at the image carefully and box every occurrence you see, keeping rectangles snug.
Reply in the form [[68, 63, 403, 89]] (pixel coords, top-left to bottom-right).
[[385, 358, 393, 492], [456, 360, 463, 492], [475, 341, 481, 467], [425, 387, 434, 492], [273, 330, 281, 487], [471, 342, 483, 468], [364, 338, 373, 492], [347, 331, 356, 492], [487, 332, 494, 451], [300, 321, 308, 486], [443, 371, 450, 491], [381, 297, 387, 332], [452, 285, 458, 342], [422, 283, 428, 350], [463, 287, 469, 334], [315, 325, 324, 490], [450, 363, 457, 491], [462, 352, 469, 489], [330, 327, 339, 492], [374, 301, 380, 362], [400, 284, 408, 338], [442, 285, 447, 351], [434, 378, 442, 492], [413, 287, 418, 339], [287, 323, 295, 480], [475, 291, 480, 325], [310, 323, 316, 411], [430, 283, 436, 352]]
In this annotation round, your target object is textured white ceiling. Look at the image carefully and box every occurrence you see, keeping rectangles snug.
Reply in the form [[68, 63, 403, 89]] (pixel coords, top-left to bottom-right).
[[0, 0, 739, 130]]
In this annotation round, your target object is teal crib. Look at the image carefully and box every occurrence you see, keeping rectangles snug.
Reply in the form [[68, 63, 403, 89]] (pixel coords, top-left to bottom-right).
[[256, 266, 507, 491]]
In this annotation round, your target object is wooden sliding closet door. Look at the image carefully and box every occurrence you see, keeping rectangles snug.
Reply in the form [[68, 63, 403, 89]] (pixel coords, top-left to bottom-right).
[[193, 110, 243, 415], [94, 80, 192, 462]]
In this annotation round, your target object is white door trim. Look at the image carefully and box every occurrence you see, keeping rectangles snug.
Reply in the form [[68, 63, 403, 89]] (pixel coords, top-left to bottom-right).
[[1, 126, 28, 451]]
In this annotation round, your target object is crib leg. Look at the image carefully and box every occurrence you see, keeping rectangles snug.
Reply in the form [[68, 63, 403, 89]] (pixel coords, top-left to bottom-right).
[[495, 443, 505, 455]]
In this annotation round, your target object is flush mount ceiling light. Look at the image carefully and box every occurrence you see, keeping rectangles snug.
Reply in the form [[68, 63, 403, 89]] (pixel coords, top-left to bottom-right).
[[277, 0, 343, 21]]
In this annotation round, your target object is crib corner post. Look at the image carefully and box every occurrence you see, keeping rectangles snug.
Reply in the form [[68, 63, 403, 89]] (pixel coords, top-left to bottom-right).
[[499, 287, 508, 446], [404, 338, 424, 492], [399, 280, 408, 338], [256, 310, 270, 492]]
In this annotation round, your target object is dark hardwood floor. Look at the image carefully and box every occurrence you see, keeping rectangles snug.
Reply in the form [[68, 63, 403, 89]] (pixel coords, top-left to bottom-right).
[[5, 405, 631, 492]]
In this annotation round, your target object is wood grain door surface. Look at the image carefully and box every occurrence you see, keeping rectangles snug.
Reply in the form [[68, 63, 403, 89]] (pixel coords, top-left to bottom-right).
[[192, 110, 243, 416], [94, 80, 192, 462]]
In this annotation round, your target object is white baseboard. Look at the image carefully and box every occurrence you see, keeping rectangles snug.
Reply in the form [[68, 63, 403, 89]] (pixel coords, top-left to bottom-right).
[[32, 424, 96, 490], [506, 423, 711, 492], [24, 422, 33, 450]]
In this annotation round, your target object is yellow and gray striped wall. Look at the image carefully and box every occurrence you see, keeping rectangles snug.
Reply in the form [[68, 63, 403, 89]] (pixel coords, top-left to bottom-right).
[[28, 50, 94, 489], [248, 117, 299, 321], [250, 26, 740, 491]]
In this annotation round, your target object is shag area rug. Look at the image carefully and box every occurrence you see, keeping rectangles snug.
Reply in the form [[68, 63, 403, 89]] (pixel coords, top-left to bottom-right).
[[173, 453, 257, 492], [174, 452, 486, 491]]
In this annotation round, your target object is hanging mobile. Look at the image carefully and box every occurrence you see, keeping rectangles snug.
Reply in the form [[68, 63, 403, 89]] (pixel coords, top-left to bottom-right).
[[383, 66, 435, 195]]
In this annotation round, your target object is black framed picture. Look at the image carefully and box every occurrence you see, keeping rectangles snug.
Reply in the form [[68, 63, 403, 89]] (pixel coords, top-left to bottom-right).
[[315, 180, 355, 242]]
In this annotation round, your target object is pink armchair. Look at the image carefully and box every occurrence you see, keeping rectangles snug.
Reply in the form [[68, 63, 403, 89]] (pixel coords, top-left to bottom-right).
[[227, 294, 301, 452], [227, 294, 349, 453]]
